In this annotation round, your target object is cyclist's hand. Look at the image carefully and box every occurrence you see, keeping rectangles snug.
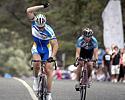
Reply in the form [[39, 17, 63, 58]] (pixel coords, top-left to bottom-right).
[[74, 57, 80, 67], [93, 59, 98, 68], [47, 57, 54, 62], [43, 2, 49, 8], [74, 61, 79, 67]]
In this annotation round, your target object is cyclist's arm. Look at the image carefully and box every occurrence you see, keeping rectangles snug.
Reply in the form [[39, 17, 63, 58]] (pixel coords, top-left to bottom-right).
[[75, 37, 82, 59], [92, 37, 98, 60], [26, 5, 44, 20], [76, 47, 80, 59], [93, 47, 98, 60], [50, 39, 59, 58]]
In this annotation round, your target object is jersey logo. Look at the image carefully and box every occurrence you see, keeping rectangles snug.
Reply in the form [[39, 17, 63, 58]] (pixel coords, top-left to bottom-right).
[[41, 34, 47, 39], [40, 32, 48, 39], [81, 42, 92, 49]]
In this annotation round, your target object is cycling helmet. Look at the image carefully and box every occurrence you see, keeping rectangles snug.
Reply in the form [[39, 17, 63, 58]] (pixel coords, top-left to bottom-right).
[[82, 28, 93, 38], [35, 14, 46, 27]]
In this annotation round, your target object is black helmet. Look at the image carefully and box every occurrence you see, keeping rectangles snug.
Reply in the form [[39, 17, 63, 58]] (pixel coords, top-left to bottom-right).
[[82, 28, 93, 38]]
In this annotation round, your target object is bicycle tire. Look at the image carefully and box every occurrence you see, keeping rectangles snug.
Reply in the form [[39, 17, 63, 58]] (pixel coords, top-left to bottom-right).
[[80, 86, 87, 100], [43, 76, 47, 100], [38, 76, 47, 100]]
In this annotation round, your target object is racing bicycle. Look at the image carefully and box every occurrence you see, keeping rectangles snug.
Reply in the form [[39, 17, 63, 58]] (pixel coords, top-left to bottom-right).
[[75, 58, 96, 100], [31, 59, 57, 100]]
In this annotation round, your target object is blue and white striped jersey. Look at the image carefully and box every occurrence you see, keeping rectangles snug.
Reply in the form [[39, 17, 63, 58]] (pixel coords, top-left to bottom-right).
[[31, 21, 56, 56]]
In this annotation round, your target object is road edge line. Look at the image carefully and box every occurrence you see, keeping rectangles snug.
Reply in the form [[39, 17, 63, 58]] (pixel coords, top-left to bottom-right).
[[13, 77, 37, 100]]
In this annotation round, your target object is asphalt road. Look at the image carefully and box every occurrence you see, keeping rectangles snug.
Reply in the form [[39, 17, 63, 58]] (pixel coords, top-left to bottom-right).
[[0, 77, 125, 100]]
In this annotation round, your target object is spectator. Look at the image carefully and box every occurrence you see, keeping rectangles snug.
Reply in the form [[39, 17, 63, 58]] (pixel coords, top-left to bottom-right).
[[109, 43, 116, 55], [96, 67, 106, 81], [118, 48, 124, 82], [56, 67, 62, 80], [98, 48, 105, 68], [121, 48, 125, 83], [111, 45, 120, 83], [102, 47, 112, 81]]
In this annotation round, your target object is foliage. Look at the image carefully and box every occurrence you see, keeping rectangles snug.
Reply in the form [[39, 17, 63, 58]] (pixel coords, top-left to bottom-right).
[[0, 0, 124, 76]]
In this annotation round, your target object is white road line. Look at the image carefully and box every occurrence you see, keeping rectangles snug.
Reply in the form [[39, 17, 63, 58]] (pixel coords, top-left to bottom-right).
[[13, 77, 38, 100]]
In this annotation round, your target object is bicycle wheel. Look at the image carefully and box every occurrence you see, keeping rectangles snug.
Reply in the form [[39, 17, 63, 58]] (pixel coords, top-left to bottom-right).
[[43, 76, 47, 100], [38, 76, 47, 100], [80, 86, 87, 100]]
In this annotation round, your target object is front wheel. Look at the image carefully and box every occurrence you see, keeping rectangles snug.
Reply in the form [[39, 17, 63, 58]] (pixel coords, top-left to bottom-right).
[[38, 76, 48, 100], [80, 86, 87, 100]]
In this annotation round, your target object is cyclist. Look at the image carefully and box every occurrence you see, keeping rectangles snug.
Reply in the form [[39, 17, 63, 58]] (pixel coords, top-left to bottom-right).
[[75, 28, 98, 89], [26, 4, 58, 100]]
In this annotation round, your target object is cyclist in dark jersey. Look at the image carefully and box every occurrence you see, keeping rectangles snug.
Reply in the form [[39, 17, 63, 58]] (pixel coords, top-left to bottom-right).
[[75, 28, 98, 87]]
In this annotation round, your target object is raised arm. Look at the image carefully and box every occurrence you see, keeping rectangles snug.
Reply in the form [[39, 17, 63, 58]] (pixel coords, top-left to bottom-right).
[[26, 5, 44, 20], [26, 3, 49, 20]]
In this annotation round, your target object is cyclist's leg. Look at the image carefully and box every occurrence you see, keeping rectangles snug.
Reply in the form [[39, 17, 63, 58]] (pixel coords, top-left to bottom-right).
[[32, 54, 41, 77], [31, 44, 41, 91], [87, 61, 93, 81], [86, 49, 94, 82], [32, 54, 41, 91], [42, 51, 53, 94], [75, 64, 82, 91], [45, 62, 53, 93], [76, 63, 83, 81], [31, 44, 41, 77], [75, 61, 83, 91]]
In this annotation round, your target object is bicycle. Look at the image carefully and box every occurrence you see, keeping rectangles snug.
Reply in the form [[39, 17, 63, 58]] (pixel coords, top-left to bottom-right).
[[75, 58, 96, 100], [31, 59, 57, 100]]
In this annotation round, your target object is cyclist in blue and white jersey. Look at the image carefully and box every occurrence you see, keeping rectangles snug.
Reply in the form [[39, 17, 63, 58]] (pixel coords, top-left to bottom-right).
[[75, 28, 98, 89], [27, 4, 58, 100]]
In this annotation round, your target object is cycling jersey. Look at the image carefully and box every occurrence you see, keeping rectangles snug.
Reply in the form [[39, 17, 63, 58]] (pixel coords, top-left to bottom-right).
[[76, 36, 98, 49], [31, 21, 56, 61], [76, 36, 98, 59]]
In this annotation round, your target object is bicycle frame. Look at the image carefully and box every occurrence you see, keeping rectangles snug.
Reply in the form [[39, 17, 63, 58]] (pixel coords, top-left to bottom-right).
[[38, 61, 47, 100], [80, 60, 88, 100], [80, 60, 89, 86]]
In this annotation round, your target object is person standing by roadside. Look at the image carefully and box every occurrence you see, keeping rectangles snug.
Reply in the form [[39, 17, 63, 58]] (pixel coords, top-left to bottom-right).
[[111, 45, 120, 83], [102, 47, 112, 81], [120, 48, 125, 83]]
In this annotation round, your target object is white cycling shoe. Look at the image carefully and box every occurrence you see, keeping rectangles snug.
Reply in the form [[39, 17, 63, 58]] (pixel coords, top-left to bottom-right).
[[33, 77, 38, 91], [46, 93, 52, 100]]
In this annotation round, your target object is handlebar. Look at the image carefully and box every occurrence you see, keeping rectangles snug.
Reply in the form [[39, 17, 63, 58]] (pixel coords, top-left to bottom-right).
[[74, 58, 97, 67], [76, 58, 96, 62], [31, 59, 57, 70]]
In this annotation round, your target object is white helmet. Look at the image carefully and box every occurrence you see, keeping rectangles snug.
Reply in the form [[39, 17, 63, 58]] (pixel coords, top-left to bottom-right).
[[35, 14, 46, 27], [82, 28, 93, 38]]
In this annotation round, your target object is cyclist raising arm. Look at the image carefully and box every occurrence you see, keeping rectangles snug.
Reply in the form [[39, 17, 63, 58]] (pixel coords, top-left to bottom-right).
[[26, 4, 58, 100], [75, 28, 98, 89]]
